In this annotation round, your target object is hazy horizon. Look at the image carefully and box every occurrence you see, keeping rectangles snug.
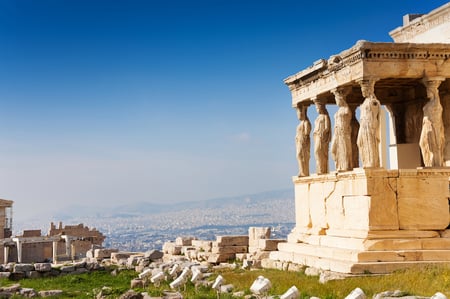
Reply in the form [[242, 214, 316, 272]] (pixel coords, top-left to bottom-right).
[[0, 1, 447, 221]]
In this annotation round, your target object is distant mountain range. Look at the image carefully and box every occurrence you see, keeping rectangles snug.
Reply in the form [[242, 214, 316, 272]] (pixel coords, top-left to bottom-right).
[[54, 188, 295, 220]]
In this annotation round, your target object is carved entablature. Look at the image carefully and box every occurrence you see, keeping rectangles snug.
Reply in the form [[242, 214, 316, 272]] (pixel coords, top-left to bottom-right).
[[285, 41, 450, 107], [390, 3, 450, 43]]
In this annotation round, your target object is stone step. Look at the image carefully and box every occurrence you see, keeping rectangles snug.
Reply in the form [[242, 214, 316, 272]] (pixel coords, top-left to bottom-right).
[[325, 229, 440, 239], [269, 249, 450, 274], [349, 261, 450, 274], [288, 233, 450, 251], [277, 242, 450, 262]]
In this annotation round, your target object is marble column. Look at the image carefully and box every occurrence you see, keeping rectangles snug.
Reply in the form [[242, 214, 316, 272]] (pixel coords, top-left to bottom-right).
[[62, 235, 73, 260], [14, 239, 22, 263], [52, 241, 58, 263], [4, 246, 9, 264]]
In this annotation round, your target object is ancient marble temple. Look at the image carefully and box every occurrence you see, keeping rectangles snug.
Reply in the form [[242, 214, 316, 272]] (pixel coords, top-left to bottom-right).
[[267, 3, 450, 274]]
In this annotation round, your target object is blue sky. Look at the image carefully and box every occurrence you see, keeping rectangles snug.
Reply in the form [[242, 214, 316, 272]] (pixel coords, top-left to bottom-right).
[[0, 0, 447, 220]]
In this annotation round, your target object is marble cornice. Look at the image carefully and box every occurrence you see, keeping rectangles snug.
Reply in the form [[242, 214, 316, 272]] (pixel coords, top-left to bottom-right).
[[285, 41, 450, 106], [390, 3, 450, 42]]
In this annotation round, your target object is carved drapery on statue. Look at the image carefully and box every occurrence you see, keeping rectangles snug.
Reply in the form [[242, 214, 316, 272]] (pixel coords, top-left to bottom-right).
[[295, 104, 311, 177], [331, 87, 353, 171], [357, 79, 381, 168], [313, 99, 331, 174], [350, 104, 360, 169], [419, 78, 445, 167], [443, 91, 450, 166]]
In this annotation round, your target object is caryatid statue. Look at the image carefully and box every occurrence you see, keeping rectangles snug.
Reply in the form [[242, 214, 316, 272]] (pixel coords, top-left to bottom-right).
[[313, 99, 331, 174], [350, 104, 360, 169], [442, 90, 450, 166], [295, 104, 311, 177], [331, 87, 352, 171], [357, 79, 381, 168], [419, 78, 445, 167]]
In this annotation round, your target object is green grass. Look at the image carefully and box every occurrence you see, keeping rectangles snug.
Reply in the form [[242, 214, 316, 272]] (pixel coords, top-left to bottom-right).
[[1, 264, 450, 298], [0, 268, 136, 298]]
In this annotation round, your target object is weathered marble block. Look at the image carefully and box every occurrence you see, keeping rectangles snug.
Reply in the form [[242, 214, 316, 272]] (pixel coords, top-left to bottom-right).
[[248, 227, 271, 248], [94, 248, 118, 260], [396, 169, 450, 230], [211, 245, 247, 254], [257, 239, 286, 251], [162, 242, 182, 255], [175, 236, 195, 246], [191, 240, 212, 252], [214, 235, 249, 247]]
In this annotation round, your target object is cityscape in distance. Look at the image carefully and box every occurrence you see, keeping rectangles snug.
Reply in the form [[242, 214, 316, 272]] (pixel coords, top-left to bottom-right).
[[14, 189, 295, 252]]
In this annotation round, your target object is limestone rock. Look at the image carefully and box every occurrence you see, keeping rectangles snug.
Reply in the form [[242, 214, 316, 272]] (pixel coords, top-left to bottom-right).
[[118, 290, 143, 299], [305, 267, 320, 276], [111, 252, 136, 265], [96, 286, 113, 299], [60, 265, 75, 273], [191, 240, 212, 252], [14, 264, 34, 273], [73, 261, 87, 269], [431, 293, 448, 299], [127, 255, 144, 267], [3, 283, 21, 293], [220, 284, 234, 293], [144, 250, 163, 261], [215, 235, 249, 246], [39, 290, 63, 297], [162, 290, 183, 298], [211, 245, 247, 254], [34, 263, 52, 272], [95, 248, 118, 260], [249, 227, 271, 249], [257, 239, 285, 251], [207, 253, 235, 264], [162, 242, 182, 255], [175, 236, 195, 246], [19, 287, 38, 297], [373, 290, 409, 299], [319, 271, 348, 284], [344, 287, 366, 299]]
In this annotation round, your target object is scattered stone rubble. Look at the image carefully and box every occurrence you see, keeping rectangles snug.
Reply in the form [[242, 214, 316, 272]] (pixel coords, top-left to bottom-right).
[[0, 228, 449, 298], [127, 253, 449, 299], [162, 226, 285, 267], [119, 228, 450, 299], [0, 259, 104, 297]]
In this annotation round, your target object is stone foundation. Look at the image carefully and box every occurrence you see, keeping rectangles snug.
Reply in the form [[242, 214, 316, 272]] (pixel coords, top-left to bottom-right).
[[269, 168, 450, 274]]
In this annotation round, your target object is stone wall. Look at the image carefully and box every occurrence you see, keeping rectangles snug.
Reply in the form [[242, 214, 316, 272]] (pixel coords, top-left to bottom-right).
[[21, 243, 52, 263], [48, 222, 105, 245]]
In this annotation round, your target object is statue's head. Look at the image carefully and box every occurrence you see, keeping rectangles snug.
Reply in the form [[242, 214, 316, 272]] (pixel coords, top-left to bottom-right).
[[314, 101, 327, 114], [296, 104, 307, 120]]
